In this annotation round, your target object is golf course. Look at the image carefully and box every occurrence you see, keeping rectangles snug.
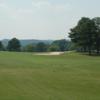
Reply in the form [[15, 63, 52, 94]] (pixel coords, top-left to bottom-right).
[[0, 51, 100, 100]]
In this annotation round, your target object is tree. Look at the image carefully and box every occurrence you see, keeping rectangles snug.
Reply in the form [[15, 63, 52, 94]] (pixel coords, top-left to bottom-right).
[[48, 45, 60, 51], [0, 41, 4, 51], [93, 17, 100, 54], [23, 44, 35, 52], [52, 39, 68, 51], [69, 17, 96, 55], [7, 38, 21, 51], [36, 42, 47, 52]]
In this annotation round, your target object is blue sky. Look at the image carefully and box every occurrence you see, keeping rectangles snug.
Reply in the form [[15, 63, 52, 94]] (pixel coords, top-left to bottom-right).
[[0, 0, 100, 40]]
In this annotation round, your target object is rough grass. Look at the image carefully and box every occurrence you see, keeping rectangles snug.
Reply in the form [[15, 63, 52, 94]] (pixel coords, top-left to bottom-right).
[[0, 51, 100, 100]]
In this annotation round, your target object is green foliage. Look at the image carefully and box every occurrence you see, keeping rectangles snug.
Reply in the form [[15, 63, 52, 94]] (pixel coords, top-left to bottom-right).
[[0, 41, 4, 51], [67, 42, 76, 50], [69, 17, 100, 55], [23, 44, 35, 52], [7, 38, 21, 51], [51, 39, 70, 51], [93, 17, 100, 54], [1, 38, 72, 52], [36, 42, 47, 52], [48, 44, 60, 51]]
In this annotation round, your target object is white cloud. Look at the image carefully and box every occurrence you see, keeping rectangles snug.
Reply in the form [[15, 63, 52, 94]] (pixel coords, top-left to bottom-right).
[[32, 0, 71, 12], [32, 0, 51, 8]]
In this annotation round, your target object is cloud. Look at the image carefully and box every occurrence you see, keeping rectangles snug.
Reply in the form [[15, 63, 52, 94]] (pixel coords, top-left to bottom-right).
[[32, 0, 71, 12], [32, 0, 50, 8], [0, 0, 72, 20], [0, 0, 73, 39]]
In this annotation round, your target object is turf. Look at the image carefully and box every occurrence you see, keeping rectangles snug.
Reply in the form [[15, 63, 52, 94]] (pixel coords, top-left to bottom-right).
[[0, 52, 100, 100]]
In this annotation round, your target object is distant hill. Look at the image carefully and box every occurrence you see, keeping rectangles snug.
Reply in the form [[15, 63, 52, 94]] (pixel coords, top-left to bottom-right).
[[2, 39, 53, 47], [20, 39, 53, 46], [2, 39, 9, 47]]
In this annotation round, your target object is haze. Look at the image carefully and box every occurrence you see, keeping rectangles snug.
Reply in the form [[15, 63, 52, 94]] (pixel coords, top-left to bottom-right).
[[0, 0, 100, 39]]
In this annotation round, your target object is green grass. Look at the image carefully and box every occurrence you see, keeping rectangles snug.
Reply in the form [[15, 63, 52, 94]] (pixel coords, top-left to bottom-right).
[[0, 51, 100, 100]]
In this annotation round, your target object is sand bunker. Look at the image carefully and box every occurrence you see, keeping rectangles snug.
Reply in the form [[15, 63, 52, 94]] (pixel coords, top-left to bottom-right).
[[35, 52, 64, 55]]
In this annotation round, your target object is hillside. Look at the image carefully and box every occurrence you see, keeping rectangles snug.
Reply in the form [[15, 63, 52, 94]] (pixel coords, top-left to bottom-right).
[[2, 39, 53, 47]]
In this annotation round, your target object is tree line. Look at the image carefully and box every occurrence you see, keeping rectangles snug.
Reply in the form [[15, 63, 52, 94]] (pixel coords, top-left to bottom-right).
[[69, 17, 100, 55], [0, 38, 72, 52], [1, 16, 98, 55]]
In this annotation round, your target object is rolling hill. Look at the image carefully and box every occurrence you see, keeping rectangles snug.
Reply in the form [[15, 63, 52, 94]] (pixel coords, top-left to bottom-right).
[[2, 39, 53, 47]]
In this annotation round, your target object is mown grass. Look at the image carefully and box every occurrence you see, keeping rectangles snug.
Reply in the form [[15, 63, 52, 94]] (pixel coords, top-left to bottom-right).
[[0, 51, 100, 100]]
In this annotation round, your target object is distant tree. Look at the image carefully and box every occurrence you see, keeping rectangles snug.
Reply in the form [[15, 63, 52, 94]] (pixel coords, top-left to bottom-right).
[[7, 38, 21, 51], [48, 45, 60, 51], [52, 39, 68, 51], [0, 41, 4, 51], [36, 42, 47, 52], [23, 44, 35, 52]]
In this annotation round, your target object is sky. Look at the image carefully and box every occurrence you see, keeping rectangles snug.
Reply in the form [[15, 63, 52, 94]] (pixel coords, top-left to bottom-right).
[[0, 0, 100, 40]]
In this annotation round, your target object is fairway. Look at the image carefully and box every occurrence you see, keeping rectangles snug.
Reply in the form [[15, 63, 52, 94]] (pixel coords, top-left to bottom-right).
[[0, 52, 100, 100]]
